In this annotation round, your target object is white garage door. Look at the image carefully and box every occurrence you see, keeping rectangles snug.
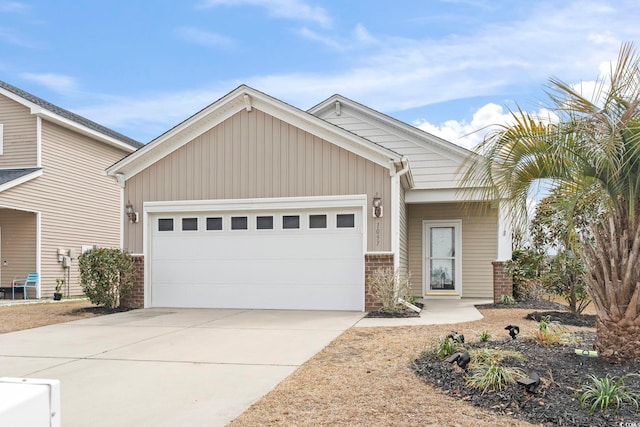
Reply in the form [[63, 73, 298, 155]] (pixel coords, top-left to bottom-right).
[[149, 205, 364, 310]]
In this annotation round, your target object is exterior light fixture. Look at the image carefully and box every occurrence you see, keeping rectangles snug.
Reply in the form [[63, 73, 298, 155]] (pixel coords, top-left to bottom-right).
[[372, 193, 383, 218], [125, 200, 139, 223]]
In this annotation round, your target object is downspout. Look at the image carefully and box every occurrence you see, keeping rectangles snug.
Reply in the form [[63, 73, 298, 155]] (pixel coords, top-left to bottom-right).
[[390, 157, 410, 272]]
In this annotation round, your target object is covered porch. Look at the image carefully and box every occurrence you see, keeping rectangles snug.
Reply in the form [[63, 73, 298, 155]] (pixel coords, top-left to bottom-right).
[[0, 207, 39, 299]]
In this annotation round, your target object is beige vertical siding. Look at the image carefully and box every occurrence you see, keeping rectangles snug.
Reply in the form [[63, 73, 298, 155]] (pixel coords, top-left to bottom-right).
[[407, 202, 497, 298], [0, 95, 37, 167], [124, 108, 392, 253], [0, 209, 36, 289], [318, 108, 464, 190], [0, 121, 130, 297], [399, 184, 408, 275]]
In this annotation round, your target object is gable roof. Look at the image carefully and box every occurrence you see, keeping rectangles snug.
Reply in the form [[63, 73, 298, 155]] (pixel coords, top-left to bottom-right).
[[107, 85, 406, 181], [308, 94, 472, 161], [0, 80, 142, 152]]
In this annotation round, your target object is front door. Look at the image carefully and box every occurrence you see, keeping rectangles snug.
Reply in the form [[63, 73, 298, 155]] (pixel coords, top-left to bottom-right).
[[423, 220, 462, 297]]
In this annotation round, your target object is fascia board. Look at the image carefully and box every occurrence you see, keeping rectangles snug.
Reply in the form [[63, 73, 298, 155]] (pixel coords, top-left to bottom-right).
[[31, 108, 137, 152], [405, 187, 487, 203], [0, 169, 42, 193]]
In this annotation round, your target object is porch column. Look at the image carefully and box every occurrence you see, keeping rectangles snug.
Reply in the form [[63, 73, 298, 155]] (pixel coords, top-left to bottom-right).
[[493, 201, 513, 302]]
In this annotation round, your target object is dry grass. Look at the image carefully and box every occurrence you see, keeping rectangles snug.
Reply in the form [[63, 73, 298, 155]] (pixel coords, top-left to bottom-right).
[[0, 298, 597, 425], [0, 299, 100, 333], [230, 308, 596, 427]]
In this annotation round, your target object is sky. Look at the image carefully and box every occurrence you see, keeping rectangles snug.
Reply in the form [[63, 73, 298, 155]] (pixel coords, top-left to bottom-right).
[[1, 0, 639, 148]]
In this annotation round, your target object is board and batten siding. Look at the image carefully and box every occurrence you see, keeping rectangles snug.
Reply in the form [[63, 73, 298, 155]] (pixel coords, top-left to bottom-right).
[[398, 184, 408, 276], [407, 202, 497, 298], [0, 94, 37, 168], [318, 108, 464, 190], [124, 108, 392, 254], [0, 120, 129, 297]]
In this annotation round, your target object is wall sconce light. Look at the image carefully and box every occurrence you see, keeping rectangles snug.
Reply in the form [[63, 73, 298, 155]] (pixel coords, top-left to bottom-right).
[[125, 200, 139, 223], [372, 193, 383, 218]]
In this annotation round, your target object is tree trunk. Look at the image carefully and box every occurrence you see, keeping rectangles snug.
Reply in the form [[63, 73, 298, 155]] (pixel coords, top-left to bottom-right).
[[594, 317, 640, 360]]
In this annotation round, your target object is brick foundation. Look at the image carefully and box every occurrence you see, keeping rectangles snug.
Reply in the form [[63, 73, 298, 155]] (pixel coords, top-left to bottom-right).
[[364, 253, 394, 311], [492, 261, 513, 303], [121, 255, 145, 309]]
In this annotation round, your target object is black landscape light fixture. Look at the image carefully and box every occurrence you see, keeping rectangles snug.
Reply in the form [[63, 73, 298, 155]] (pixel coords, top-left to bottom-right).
[[505, 325, 520, 339], [447, 331, 465, 344], [445, 351, 471, 371], [517, 370, 541, 393]]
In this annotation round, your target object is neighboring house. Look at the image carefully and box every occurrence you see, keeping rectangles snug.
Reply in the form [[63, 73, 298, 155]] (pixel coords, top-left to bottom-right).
[[0, 81, 143, 299], [107, 85, 512, 311]]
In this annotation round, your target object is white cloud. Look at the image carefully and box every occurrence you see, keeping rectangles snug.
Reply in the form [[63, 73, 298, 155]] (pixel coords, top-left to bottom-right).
[[174, 27, 234, 48], [197, 0, 330, 27], [19, 72, 77, 93], [414, 103, 559, 150], [0, 2, 30, 13]]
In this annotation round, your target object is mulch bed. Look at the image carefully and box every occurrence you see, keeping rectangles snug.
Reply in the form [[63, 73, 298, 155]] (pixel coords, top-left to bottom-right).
[[71, 306, 133, 315], [413, 307, 640, 427], [365, 309, 420, 318]]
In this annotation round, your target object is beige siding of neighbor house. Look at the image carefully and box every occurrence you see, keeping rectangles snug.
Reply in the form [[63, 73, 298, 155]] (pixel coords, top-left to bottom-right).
[[319, 109, 464, 190], [0, 209, 36, 290], [124, 108, 392, 254], [407, 202, 497, 298], [0, 120, 129, 297], [0, 94, 37, 167]]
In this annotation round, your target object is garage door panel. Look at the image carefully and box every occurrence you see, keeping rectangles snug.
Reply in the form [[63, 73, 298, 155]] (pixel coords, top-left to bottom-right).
[[151, 283, 363, 310], [150, 206, 365, 311]]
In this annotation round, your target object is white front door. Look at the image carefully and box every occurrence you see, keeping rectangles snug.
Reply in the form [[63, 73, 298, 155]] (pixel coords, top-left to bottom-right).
[[423, 220, 462, 297]]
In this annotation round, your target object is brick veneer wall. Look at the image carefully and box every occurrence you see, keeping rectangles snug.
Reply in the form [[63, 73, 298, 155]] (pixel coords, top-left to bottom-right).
[[121, 255, 145, 309], [364, 253, 394, 311], [492, 261, 512, 303]]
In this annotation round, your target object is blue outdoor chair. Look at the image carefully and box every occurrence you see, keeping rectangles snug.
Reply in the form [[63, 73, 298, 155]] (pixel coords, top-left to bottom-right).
[[12, 272, 38, 300]]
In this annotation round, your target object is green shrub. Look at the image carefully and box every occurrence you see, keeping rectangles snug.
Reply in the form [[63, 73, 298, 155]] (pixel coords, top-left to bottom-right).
[[78, 248, 134, 309], [465, 360, 525, 393], [426, 335, 466, 360], [505, 249, 545, 300], [579, 374, 639, 414], [477, 330, 491, 342], [499, 294, 515, 305]]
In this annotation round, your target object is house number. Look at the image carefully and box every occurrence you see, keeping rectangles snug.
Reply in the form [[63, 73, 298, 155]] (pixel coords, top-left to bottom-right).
[[375, 221, 381, 247]]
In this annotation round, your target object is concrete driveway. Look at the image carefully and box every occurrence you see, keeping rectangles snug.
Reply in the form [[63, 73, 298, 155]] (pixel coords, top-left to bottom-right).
[[0, 308, 365, 427]]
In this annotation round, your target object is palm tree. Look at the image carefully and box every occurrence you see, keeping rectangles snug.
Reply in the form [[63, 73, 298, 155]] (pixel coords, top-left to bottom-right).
[[461, 42, 640, 360]]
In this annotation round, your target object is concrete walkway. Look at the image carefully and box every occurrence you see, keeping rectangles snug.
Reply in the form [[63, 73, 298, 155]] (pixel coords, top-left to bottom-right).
[[0, 300, 487, 426]]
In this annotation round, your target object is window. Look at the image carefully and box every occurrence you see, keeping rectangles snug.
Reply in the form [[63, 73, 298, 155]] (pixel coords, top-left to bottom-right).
[[282, 215, 300, 229], [257, 216, 274, 230], [158, 218, 174, 231], [231, 216, 248, 230], [309, 214, 327, 229], [182, 218, 198, 231], [336, 214, 355, 228], [206, 217, 222, 231]]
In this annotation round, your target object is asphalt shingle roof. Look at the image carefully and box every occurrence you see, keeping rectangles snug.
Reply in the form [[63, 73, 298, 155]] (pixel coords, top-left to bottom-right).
[[0, 80, 143, 149], [0, 168, 41, 186]]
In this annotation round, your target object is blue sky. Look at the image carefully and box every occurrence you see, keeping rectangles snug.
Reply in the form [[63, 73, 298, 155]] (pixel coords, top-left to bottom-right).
[[1, 0, 638, 147]]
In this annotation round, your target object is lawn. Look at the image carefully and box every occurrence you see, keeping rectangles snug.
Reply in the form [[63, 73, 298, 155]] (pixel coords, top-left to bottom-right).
[[3, 298, 628, 426]]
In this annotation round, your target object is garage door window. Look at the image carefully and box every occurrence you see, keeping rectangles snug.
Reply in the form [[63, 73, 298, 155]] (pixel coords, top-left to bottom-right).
[[309, 214, 327, 229], [182, 218, 198, 231], [283, 215, 300, 229], [337, 214, 355, 228], [231, 216, 248, 230], [158, 218, 174, 231], [257, 216, 274, 230], [206, 217, 222, 231]]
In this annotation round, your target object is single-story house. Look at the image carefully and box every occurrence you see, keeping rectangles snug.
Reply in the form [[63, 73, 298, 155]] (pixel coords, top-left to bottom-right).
[[0, 80, 143, 298], [107, 85, 512, 311]]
